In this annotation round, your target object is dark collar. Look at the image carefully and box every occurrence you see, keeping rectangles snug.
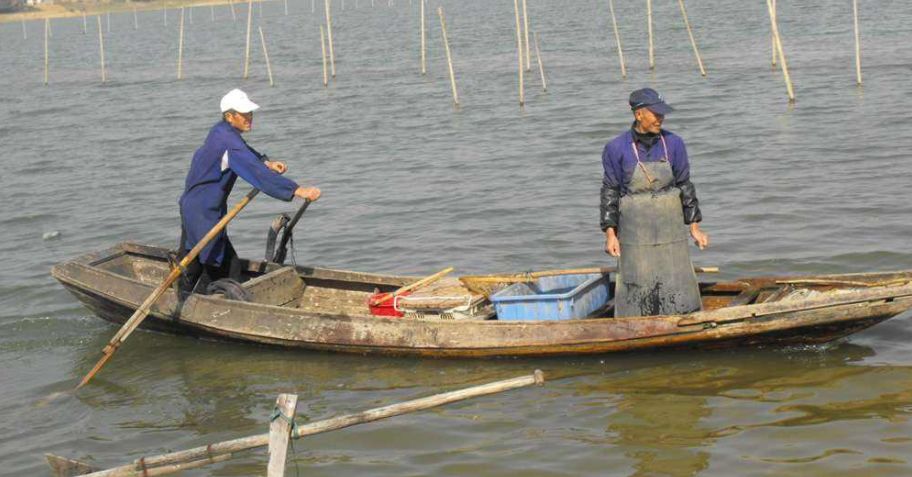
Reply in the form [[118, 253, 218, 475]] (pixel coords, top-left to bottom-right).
[[631, 121, 660, 148]]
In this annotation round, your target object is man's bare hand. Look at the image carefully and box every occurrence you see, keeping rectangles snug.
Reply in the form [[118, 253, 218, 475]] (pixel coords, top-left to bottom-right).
[[265, 160, 287, 174], [604, 229, 621, 257], [690, 223, 709, 250], [295, 186, 321, 202]]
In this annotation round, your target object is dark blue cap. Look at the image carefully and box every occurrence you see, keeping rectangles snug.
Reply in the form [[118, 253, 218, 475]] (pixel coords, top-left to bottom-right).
[[629, 88, 673, 115]]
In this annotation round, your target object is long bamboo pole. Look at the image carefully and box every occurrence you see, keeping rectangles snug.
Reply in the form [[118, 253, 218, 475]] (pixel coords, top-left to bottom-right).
[[324, 0, 336, 77], [770, 0, 777, 67], [21, 18, 26, 40], [513, 0, 524, 106], [177, 8, 185, 80], [75, 190, 260, 390], [420, 0, 426, 75], [647, 0, 654, 70], [765, 0, 795, 102], [55, 371, 545, 477], [438, 7, 459, 106], [211, 4, 215, 21], [243, 0, 253, 79], [83, 11, 88, 34], [607, 0, 626, 79], [852, 0, 862, 85], [47, 17, 52, 38], [229, 0, 237, 21], [44, 19, 49, 85], [320, 24, 328, 86], [97, 16, 106, 83], [677, 0, 706, 76], [133, 7, 139, 29], [534, 31, 547, 91], [284, 0, 289, 15], [163, 0, 167, 26], [259, 26, 275, 86], [521, 0, 530, 72]]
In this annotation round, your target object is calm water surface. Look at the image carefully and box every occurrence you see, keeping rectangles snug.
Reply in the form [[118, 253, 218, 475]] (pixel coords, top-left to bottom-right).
[[2, 0, 912, 475]]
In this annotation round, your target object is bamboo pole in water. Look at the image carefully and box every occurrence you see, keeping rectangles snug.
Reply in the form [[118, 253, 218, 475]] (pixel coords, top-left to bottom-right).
[[607, 0, 626, 79], [259, 26, 275, 86], [534, 31, 547, 91], [324, 0, 336, 77], [320, 24, 328, 86], [284, 0, 289, 15], [765, 0, 794, 102], [521, 0, 530, 72], [21, 18, 26, 40], [229, 0, 237, 21], [647, 0, 654, 70], [211, 4, 215, 21], [43, 19, 49, 85], [97, 16, 106, 83], [48, 372, 545, 477], [420, 0, 426, 75], [177, 8, 185, 80], [770, 0, 777, 67], [266, 394, 298, 477], [47, 17, 52, 38], [133, 7, 139, 29], [163, 1, 167, 26], [83, 11, 88, 34], [243, 0, 253, 79], [677, 0, 706, 76], [438, 6, 459, 106], [513, 0, 524, 106], [852, 0, 862, 85]]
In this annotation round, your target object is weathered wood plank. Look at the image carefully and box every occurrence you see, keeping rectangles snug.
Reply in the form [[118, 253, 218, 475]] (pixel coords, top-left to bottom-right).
[[267, 394, 298, 477]]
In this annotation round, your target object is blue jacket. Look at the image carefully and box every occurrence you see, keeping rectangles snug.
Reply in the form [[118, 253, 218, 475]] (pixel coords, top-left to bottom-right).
[[179, 121, 299, 265], [601, 128, 691, 194]]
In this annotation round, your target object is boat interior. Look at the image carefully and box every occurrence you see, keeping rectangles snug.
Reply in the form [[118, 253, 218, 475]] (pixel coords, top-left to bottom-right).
[[85, 243, 912, 320]]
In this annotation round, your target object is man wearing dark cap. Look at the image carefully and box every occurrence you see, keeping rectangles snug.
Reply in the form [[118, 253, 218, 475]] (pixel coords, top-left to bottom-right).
[[600, 88, 709, 317]]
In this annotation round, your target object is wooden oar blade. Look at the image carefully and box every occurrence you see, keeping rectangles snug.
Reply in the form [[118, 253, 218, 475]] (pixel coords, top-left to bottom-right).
[[45, 454, 97, 477]]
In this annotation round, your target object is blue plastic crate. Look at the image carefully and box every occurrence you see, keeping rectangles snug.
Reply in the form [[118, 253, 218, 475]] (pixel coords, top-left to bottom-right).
[[490, 273, 611, 321]]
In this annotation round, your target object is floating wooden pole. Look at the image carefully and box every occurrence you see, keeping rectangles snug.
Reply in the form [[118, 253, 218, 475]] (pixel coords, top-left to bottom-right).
[[48, 371, 545, 477], [133, 7, 139, 29], [420, 0, 426, 75], [324, 0, 336, 77], [258, 26, 275, 86], [607, 0, 626, 79], [229, 0, 237, 21], [320, 24, 328, 86], [677, 0, 706, 76], [513, 0, 524, 106], [647, 0, 654, 69], [43, 19, 49, 85], [770, 0, 777, 67], [266, 394, 298, 477], [243, 0, 253, 79], [533, 31, 547, 91], [177, 8, 185, 80], [765, 0, 795, 102], [521, 0, 530, 72], [852, 0, 862, 85], [97, 16, 106, 83], [437, 7, 459, 107]]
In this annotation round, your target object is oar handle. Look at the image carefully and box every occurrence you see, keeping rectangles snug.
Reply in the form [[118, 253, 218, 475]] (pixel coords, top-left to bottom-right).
[[76, 189, 260, 390]]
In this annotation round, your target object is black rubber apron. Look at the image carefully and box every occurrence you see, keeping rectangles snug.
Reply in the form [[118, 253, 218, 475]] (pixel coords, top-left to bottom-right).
[[615, 137, 702, 317]]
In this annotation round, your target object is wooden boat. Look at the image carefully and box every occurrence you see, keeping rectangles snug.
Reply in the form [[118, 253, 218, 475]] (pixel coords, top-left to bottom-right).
[[52, 241, 912, 358]]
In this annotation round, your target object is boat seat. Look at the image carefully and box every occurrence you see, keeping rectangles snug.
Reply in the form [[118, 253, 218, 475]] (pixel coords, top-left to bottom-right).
[[241, 266, 305, 306]]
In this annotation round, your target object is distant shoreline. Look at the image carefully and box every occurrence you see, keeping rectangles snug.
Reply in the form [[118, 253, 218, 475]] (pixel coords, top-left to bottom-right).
[[0, 0, 257, 23]]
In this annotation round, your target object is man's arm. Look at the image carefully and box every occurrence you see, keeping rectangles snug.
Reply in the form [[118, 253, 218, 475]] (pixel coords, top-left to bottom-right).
[[600, 143, 623, 257], [669, 136, 702, 225]]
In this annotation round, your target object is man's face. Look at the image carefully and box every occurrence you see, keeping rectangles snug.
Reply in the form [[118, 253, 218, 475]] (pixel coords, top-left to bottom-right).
[[226, 111, 254, 132], [634, 107, 664, 134]]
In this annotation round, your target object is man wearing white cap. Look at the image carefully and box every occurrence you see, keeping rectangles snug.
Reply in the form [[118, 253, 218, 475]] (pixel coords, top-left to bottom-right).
[[177, 89, 321, 294]]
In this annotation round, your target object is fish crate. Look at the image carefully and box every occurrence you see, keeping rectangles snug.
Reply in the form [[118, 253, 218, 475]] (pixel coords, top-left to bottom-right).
[[490, 273, 611, 321]]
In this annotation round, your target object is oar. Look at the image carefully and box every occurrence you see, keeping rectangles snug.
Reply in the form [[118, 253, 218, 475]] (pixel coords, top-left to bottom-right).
[[272, 199, 311, 264], [75, 189, 261, 390], [370, 267, 455, 306]]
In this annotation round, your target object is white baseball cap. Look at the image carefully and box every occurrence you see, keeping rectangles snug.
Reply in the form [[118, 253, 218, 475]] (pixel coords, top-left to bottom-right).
[[220, 89, 260, 113]]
